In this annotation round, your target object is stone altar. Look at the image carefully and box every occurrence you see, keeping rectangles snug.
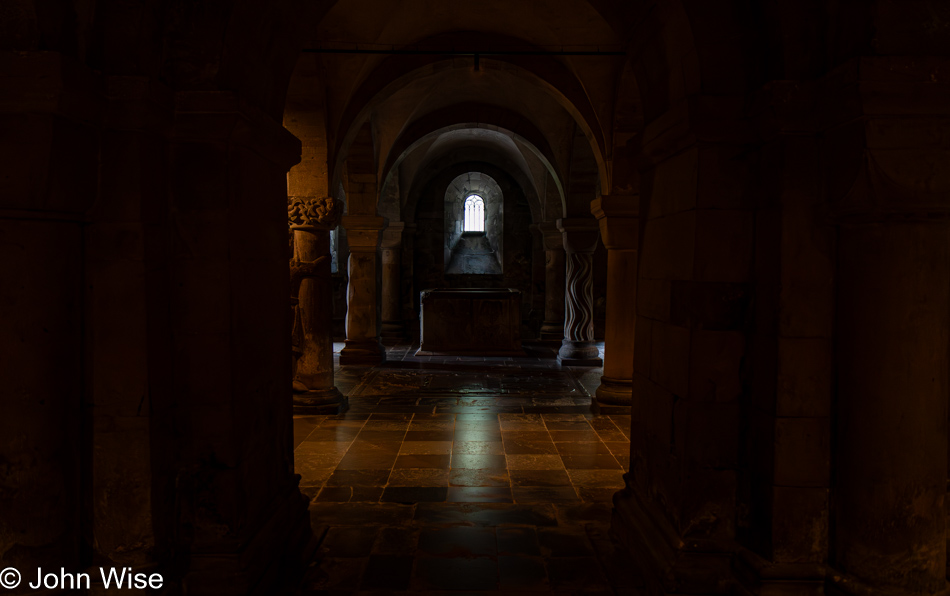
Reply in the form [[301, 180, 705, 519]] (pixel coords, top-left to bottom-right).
[[417, 288, 525, 356]]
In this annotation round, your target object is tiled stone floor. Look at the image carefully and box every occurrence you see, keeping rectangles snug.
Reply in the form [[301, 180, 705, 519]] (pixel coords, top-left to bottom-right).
[[295, 341, 641, 594]]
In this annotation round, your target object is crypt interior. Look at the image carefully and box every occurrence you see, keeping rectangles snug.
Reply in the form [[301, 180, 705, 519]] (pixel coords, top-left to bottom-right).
[[2, 0, 950, 594]]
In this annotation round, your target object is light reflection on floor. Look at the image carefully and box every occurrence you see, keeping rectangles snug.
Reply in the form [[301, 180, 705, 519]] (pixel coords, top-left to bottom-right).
[[294, 340, 641, 594]]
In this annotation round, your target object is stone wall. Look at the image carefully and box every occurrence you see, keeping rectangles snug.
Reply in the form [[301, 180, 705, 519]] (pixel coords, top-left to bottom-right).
[[443, 172, 504, 274], [411, 164, 539, 337]]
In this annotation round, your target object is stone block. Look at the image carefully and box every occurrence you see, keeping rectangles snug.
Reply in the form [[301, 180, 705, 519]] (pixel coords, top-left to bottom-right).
[[633, 316, 652, 376], [754, 210, 781, 288], [232, 149, 285, 216], [639, 210, 695, 280], [229, 215, 286, 262], [173, 210, 229, 259], [170, 259, 231, 334], [754, 278, 780, 336], [86, 221, 146, 263], [637, 277, 671, 322], [675, 402, 739, 469], [697, 145, 758, 210], [87, 254, 149, 414], [773, 417, 830, 488], [98, 130, 159, 222], [646, 449, 683, 529], [771, 486, 829, 564], [688, 329, 745, 403], [92, 415, 154, 565], [649, 321, 690, 397], [693, 209, 754, 283], [641, 375, 675, 449], [776, 337, 832, 418], [170, 141, 229, 210], [678, 467, 737, 541], [670, 281, 751, 330], [418, 289, 523, 356], [173, 332, 233, 405], [186, 405, 239, 467], [866, 117, 950, 150], [46, 116, 100, 213], [649, 146, 698, 218], [747, 409, 777, 480], [0, 113, 54, 210], [230, 259, 289, 400], [779, 263, 834, 337], [749, 332, 778, 416], [778, 204, 834, 339]]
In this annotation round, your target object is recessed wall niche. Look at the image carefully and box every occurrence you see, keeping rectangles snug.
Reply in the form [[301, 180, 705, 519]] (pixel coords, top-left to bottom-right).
[[443, 172, 503, 274]]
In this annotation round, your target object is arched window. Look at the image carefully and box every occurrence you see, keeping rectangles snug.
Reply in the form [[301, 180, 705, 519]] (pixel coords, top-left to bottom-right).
[[463, 195, 485, 232]]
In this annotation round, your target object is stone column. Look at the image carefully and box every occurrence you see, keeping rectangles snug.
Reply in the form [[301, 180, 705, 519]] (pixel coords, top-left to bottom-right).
[[380, 221, 406, 344], [557, 218, 603, 366], [591, 196, 638, 409], [834, 217, 949, 594], [0, 51, 97, 578], [539, 221, 566, 340], [166, 91, 312, 592], [289, 197, 347, 413], [339, 215, 387, 365]]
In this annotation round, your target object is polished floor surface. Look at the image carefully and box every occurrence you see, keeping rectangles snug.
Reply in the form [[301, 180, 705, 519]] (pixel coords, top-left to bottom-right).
[[295, 341, 641, 594]]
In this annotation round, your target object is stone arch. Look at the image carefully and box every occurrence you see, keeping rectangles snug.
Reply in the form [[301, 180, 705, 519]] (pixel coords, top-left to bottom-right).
[[380, 103, 565, 205], [400, 143, 545, 227], [328, 50, 611, 197]]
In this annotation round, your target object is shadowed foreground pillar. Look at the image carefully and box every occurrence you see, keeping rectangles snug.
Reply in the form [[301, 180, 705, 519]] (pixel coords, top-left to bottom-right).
[[167, 91, 311, 594], [557, 218, 602, 366], [834, 218, 949, 594], [826, 59, 950, 596], [381, 221, 406, 344], [540, 221, 566, 340], [591, 196, 638, 410], [290, 197, 347, 413], [340, 215, 386, 365]]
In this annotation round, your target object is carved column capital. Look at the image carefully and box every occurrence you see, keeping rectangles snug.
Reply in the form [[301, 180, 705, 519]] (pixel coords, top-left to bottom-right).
[[381, 221, 406, 249], [539, 221, 564, 251], [342, 215, 387, 251], [591, 195, 639, 251], [288, 196, 343, 229], [556, 218, 600, 254]]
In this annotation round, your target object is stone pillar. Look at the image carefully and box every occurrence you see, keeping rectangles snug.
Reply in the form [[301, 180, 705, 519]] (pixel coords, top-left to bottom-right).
[[834, 218, 949, 594], [539, 221, 566, 340], [557, 218, 603, 366], [825, 58, 950, 596], [339, 215, 386, 365], [165, 91, 312, 593], [0, 51, 97, 579], [591, 196, 638, 409], [380, 221, 406, 344], [289, 197, 347, 413]]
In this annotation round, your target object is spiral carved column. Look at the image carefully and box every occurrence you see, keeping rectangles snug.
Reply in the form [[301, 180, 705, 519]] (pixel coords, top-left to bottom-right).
[[557, 218, 602, 366], [289, 197, 347, 414]]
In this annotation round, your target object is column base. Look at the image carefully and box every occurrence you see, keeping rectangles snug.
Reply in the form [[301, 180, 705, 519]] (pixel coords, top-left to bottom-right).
[[594, 376, 633, 411], [380, 321, 406, 345], [611, 476, 735, 595], [293, 386, 348, 415], [557, 340, 602, 366], [339, 339, 386, 365], [733, 548, 828, 596], [540, 322, 564, 341], [182, 478, 312, 595]]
